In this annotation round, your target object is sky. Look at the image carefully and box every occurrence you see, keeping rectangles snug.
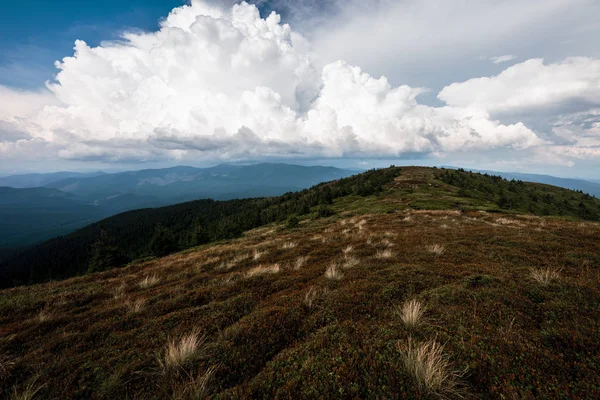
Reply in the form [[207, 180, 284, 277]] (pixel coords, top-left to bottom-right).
[[0, 0, 599, 178]]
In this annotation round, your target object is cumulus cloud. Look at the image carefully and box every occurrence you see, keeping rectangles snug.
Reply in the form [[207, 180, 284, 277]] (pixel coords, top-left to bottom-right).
[[490, 55, 517, 64], [439, 57, 600, 115], [0, 0, 598, 170]]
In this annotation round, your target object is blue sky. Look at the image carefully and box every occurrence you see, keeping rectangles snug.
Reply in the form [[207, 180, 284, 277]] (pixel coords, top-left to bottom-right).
[[0, 0, 599, 178], [0, 0, 185, 88]]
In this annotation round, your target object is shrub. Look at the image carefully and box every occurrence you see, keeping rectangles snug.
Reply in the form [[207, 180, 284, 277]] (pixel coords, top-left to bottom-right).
[[316, 206, 336, 218], [286, 215, 300, 229]]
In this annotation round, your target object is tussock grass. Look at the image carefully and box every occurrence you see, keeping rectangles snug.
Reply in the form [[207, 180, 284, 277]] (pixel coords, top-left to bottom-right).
[[253, 249, 267, 261], [342, 256, 360, 269], [172, 365, 218, 400], [397, 299, 427, 328], [380, 238, 395, 248], [124, 298, 147, 314], [139, 274, 160, 289], [232, 253, 250, 263], [36, 308, 51, 323], [246, 264, 281, 278], [425, 244, 445, 255], [160, 329, 206, 372], [356, 219, 368, 231], [10, 374, 46, 400], [325, 263, 343, 280], [294, 256, 309, 270], [398, 337, 464, 398], [304, 287, 319, 310], [112, 283, 127, 299], [376, 249, 393, 259], [530, 268, 561, 286], [281, 241, 298, 249]]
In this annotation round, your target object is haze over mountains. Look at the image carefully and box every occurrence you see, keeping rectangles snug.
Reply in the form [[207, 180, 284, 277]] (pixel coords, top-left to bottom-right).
[[0, 163, 355, 249]]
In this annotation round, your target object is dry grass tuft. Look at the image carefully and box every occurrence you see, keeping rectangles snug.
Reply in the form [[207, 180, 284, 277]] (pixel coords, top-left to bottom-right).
[[380, 238, 395, 248], [356, 219, 368, 231], [253, 249, 267, 261], [172, 365, 218, 400], [281, 241, 298, 249], [425, 244, 445, 255], [10, 374, 46, 400], [398, 338, 464, 397], [342, 245, 353, 255], [160, 329, 206, 371], [325, 263, 343, 280], [397, 299, 427, 328], [530, 267, 561, 285], [124, 298, 147, 314], [139, 274, 160, 289], [112, 283, 127, 299], [376, 249, 394, 259], [304, 286, 319, 310], [294, 256, 309, 270], [342, 256, 360, 269], [36, 308, 51, 323], [246, 264, 281, 278]]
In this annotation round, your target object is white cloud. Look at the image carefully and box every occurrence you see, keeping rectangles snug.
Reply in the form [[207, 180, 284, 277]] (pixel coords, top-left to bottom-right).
[[1, 0, 598, 171], [308, 0, 599, 88], [439, 57, 600, 115], [490, 55, 517, 64]]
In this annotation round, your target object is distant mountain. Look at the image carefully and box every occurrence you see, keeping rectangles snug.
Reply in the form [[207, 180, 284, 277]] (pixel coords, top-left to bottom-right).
[[0, 171, 105, 188], [0, 186, 107, 249], [44, 163, 354, 203], [0, 163, 355, 249], [478, 171, 600, 198], [442, 167, 600, 198]]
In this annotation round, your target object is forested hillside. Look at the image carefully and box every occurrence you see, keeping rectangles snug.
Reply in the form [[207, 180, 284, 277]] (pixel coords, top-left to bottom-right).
[[0, 168, 399, 287]]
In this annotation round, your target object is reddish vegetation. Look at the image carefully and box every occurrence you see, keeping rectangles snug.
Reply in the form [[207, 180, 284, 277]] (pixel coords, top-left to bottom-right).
[[1, 168, 599, 399]]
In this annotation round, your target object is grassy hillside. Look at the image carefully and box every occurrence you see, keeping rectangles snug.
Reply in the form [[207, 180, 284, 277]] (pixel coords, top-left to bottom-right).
[[1, 167, 599, 399]]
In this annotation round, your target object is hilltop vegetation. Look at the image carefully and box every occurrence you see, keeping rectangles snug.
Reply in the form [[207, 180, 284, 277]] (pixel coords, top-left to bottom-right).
[[1, 167, 599, 399]]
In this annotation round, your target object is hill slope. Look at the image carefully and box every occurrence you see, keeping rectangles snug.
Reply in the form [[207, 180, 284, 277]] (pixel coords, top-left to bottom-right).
[[1, 167, 599, 399]]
